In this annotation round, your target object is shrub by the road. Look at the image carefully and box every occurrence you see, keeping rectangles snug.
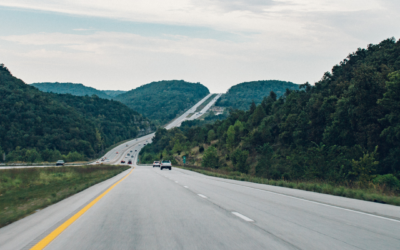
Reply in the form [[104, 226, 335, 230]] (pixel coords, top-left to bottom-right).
[[0, 165, 129, 228]]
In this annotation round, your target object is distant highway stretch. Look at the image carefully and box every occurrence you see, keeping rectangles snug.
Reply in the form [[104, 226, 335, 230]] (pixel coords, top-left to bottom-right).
[[1, 92, 400, 250], [97, 92, 218, 166], [1, 93, 218, 169]]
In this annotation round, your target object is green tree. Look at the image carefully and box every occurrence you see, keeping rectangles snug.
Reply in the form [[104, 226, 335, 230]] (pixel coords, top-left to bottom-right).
[[207, 129, 216, 143], [202, 146, 219, 168], [172, 140, 183, 155], [350, 147, 379, 187], [251, 105, 266, 126], [226, 125, 235, 151], [231, 149, 249, 173]]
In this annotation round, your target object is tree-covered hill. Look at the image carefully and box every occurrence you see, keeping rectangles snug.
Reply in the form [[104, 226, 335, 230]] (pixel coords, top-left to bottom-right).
[[0, 65, 154, 162], [115, 80, 210, 124], [31, 82, 126, 99], [140, 38, 400, 190], [216, 80, 299, 110]]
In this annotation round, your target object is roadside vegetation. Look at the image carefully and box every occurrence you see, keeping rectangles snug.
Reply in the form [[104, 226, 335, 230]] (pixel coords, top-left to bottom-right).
[[0, 165, 129, 228], [177, 165, 400, 206], [139, 38, 400, 204]]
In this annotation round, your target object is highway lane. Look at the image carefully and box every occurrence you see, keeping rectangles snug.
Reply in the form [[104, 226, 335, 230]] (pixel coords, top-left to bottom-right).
[[3, 165, 397, 250], [187, 93, 222, 121], [95, 93, 214, 166]]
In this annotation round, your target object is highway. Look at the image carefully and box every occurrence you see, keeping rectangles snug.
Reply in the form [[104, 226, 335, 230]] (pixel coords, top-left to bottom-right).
[[95, 93, 215, 166], [1, 165, 399, 249], [1, 92, 400, 249], [187, 93, 222, 121]]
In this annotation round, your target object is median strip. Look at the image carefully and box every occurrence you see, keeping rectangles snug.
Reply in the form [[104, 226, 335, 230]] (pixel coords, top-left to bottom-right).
[[30, 167, 134, 250]]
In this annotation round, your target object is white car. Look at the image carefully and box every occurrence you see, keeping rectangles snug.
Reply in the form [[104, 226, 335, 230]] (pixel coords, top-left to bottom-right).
[[160, 160, 172, 170]]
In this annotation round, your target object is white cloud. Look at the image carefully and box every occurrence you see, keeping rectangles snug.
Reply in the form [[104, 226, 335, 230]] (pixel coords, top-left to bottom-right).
[[0, 0, 398, 92]]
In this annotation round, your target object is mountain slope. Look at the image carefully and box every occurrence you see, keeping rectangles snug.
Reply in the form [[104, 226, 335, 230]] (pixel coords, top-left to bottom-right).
[[116, 80, 210, 124], [216, 80, 299, 110], [139, 38, 400, 188], [0, 65, 154, 162], [31, 82, 117, 99]]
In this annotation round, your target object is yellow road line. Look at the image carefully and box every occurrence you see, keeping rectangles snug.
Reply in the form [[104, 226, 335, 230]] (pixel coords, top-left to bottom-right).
[[30, 167, 134, 250]]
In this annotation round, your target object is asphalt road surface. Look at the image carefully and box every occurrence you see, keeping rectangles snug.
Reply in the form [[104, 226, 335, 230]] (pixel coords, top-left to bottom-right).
[[187, 93, 222, 121], [1, 165, 399, 250], [95, 93, 215, 166]]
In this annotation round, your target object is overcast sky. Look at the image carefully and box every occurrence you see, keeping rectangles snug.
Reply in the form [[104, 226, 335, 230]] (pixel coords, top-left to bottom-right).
[[0, 0, 399, 92]]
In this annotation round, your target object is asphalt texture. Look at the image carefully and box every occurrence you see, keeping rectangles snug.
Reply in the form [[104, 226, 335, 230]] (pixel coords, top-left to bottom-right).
[[1, 166, 399, 250]]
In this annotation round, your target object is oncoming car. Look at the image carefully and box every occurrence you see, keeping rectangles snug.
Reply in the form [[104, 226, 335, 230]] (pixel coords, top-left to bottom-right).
[[56, 160, 64, 166]]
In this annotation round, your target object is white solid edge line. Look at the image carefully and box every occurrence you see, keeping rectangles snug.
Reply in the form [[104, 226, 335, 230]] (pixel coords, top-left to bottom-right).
[[184, 186, 189, 188], [232, 212, 254, 222], [174, 168, 400, 223], [175, 181, 178, 183], [198, 194, 207, 199], [226, 182, 400, 223]]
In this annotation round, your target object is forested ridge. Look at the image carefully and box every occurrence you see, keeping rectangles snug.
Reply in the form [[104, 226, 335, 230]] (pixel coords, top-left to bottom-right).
[[0, 65, 154, 162], [116, 80, 209, 124], [31, 82, 125, 100], [216, 80, 298, 110], [140, 38, 400, 190]]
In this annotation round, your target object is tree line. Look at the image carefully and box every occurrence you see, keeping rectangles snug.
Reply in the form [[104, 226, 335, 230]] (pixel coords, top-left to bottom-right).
[[115, 80, 210, 125], [139, 38, 400, 191], [0, 65, 155, 163]]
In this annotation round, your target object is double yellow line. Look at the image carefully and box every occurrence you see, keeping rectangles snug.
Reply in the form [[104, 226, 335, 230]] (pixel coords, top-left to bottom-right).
[[30, 167, 134, 250]]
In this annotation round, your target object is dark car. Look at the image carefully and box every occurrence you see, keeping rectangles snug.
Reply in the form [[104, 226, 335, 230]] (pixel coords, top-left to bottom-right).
[[56, 160, 64, 166], [121, 160, 125, 164], [128, 160, 132, 164]]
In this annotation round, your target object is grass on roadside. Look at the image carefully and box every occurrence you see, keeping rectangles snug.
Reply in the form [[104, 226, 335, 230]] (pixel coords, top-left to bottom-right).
[[176, 165, 400, 206], [0, 165, 130, 228]]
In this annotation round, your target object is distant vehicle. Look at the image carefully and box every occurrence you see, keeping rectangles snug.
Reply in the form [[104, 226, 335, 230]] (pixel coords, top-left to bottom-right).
[[127, 153, 130, 156], [160, 160, 172, 170], [131, 156, 133, 158], [121, 160, 125, 164], [116, 152, 118, 154], [128, 160, 132, 164], [130, 150, 132, 152], [135, 150, 137, 152], [153, 161, 160, 168], [101, 158, 104, 161], [126, 144, 128, 147], [144, 143, 146, 145], [56, 160, 65, 166]]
